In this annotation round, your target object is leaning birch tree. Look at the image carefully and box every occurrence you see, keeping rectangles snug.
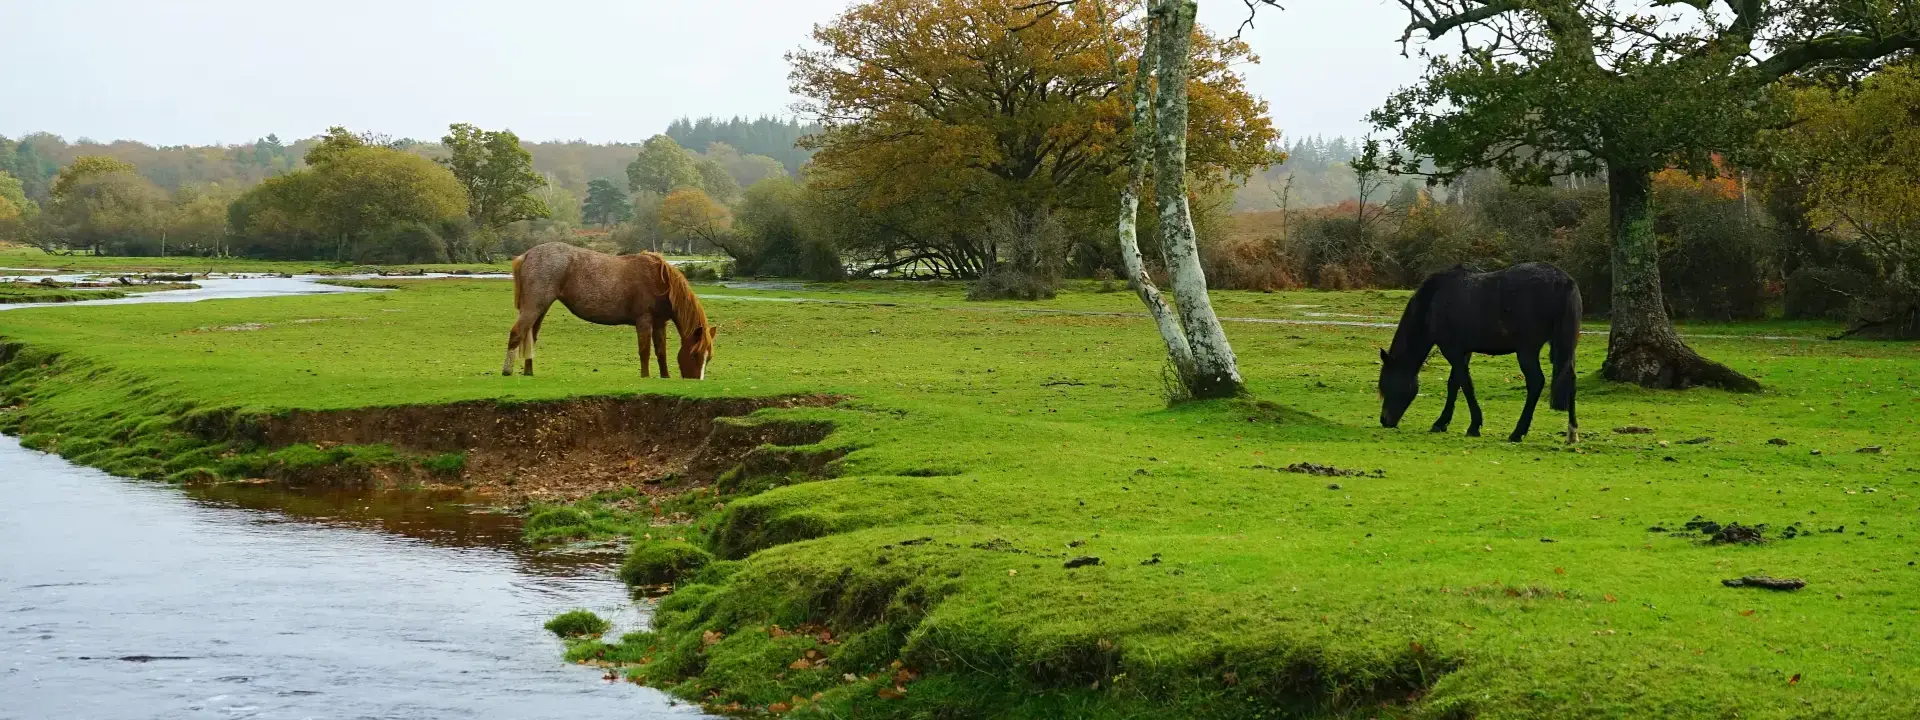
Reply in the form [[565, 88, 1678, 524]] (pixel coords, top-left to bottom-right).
[[1101, 0, 1257, 399]]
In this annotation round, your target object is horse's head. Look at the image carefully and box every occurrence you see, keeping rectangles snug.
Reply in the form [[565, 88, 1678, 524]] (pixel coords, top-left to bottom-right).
[[1377, 348, 1418, 428], [678, 325, 717, 380]]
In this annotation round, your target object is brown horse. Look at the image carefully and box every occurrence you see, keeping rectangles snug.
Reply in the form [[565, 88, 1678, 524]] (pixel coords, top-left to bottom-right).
[[503, 242, 716, 379]]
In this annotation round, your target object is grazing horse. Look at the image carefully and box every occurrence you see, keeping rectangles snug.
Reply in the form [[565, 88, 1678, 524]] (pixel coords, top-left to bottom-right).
[[503, 242, 716, 379], [1378, 263, 1581, 443]]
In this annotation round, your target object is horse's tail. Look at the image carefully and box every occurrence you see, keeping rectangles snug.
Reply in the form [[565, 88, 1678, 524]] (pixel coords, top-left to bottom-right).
[[510, 255, 525, 310], [1550, 278, 1581, 412]]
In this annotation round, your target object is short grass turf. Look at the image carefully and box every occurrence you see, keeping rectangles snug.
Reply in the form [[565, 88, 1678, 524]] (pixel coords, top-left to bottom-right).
[[2, 278, 1918, 718]]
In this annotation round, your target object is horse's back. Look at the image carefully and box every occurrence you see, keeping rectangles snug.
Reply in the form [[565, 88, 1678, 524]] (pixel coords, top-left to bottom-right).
[[516, 243, 648, 325], [1423, 263, 1577, 353]]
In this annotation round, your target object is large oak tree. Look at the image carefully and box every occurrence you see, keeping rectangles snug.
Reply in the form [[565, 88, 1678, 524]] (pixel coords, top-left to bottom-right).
[[1369, 0, 1920, 390]]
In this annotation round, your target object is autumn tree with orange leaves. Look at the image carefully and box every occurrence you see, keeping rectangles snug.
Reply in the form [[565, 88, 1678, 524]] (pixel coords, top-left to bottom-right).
[[789, 0, 1279, 282]]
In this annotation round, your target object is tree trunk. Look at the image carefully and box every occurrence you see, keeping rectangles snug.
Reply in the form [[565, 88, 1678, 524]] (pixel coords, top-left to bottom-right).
[[1600, 166, 1759, 391], [1113, 1, 1196, 385], [1151, 0, 1242, 398]]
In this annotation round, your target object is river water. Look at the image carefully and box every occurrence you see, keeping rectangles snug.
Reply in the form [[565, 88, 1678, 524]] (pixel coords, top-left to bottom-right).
[[0, 277, 700, 719]]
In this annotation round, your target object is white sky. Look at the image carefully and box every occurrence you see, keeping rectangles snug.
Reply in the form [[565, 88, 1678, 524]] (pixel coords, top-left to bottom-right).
[[2, 0, 1426, 147]]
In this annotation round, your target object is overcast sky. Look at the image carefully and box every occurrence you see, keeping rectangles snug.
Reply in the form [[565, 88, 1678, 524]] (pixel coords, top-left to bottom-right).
[[3, 0, 1426, 147]]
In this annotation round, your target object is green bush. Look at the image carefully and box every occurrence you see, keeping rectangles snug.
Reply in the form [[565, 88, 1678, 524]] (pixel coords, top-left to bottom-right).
[[544, 609, 612, 638], [619, 541, 713, 586]]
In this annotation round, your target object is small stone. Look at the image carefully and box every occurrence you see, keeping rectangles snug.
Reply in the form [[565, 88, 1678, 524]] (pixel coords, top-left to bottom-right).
[[1858, 446, 1884, 454], [1768, 438, 1790, 446]]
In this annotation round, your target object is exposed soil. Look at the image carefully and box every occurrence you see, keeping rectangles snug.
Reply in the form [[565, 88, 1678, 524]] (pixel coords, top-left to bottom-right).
[[1722, 576, 1806, 591], [221, 394, 842, 503]]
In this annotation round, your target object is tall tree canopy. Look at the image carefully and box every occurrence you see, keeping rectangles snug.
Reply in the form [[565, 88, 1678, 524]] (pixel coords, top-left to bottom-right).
[[581, 178, 633, 226], [1765, 60, 1920, 334], [231, 140, 468, 262], [46, 160, 168, 255], [51, 156, 139, 200], [0, 171, 37, 242], [441, 123, 550, 230], [660, 187, 732, 254], [1370, 0, 1920, 390], [791, 0, 1279, 279], [666, 116, 822, 173], [626, 135, 703, 196]]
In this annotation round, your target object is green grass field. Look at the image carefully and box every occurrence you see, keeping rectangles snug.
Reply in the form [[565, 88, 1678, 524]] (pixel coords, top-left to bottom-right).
[[1, 276, 1916, 718]]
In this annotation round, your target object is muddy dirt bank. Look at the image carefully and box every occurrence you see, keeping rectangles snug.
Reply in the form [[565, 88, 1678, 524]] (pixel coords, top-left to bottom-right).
[[206, 394, 844, 503]]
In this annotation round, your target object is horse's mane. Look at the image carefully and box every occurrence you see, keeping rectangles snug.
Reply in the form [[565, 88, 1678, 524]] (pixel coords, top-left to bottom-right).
[[1386, 269, 1457, 363], [644, 253, 713, 356]]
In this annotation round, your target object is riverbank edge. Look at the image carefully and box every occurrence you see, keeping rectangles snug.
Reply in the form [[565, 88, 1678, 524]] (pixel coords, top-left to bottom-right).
[[0, 282, 201, 304], [0, 336, 1477, 720]]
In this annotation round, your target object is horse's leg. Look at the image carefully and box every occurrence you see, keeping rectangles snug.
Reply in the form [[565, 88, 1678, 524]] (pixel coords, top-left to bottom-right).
[[504, 305, 546, 377], [1550, 335, 1579, 444], [1460, 360, 1484, 437], [652, 315, 671, 379], [1511, 348, 1546, 443], [502, 322, 522, 377], [1432, 358, 1462, 433], [524, 307, 548, 376], [636, 317, 653, 378]]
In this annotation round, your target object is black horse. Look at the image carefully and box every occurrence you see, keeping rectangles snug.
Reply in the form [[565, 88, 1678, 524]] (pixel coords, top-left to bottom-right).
[[1378, 263, 1582, 443]]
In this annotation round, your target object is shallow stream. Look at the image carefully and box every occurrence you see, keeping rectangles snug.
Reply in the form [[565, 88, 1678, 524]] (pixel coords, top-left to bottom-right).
[[0, 275, 699, 719]]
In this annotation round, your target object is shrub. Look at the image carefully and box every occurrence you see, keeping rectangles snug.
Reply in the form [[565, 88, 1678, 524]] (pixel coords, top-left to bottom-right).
[[545, 609, 612, 638], [619, 541, 713, 587], [1199, 233, 1298, 291]]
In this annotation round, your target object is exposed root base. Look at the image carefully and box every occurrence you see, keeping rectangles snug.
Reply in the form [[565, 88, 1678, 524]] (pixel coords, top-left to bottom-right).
[[1602, 340, 1759, 392], [210, 394, 840, 502]]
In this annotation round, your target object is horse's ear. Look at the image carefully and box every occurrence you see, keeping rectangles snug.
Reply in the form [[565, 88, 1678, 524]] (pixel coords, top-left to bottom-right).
[[1378, 348, 1389, 364], [708, 325, 719, 338]]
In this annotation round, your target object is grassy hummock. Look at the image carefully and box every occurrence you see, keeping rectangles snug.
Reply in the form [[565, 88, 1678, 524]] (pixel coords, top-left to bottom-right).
[[2, 276, 1917, 718], [619, 541, 714, 587], [546, 609, 613, 639]]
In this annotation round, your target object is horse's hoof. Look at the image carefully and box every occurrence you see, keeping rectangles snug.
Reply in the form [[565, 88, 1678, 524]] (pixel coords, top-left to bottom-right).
[[1429, 425, 1449, 433], [1508, 433, 1525, 443], [1466, 428, 1481, 438]]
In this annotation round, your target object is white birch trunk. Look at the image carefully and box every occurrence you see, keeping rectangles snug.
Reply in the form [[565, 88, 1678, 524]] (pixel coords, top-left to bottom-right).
[[1114, 4, 1196, 383], [1150, 0, 1242, 398]]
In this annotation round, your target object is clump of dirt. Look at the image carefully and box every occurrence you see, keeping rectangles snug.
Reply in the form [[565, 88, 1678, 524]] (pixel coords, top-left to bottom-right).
[[1279, 462, 1385, 478], [210, 394, 840, 502], [1674, 516, 1769, 545], [1722, 576, 1805, 591], [1708, 522, 1767, 545]]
